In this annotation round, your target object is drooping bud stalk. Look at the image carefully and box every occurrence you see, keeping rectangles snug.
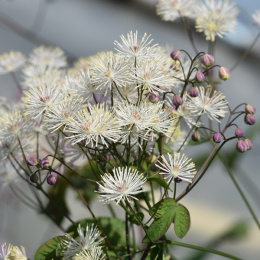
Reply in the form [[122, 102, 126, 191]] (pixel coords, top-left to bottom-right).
[[170, 50, 181, 60], [219, 67, 231, 81], [30, 174, 38, 183], [28, 157, 38, 166], [47, 175, 57, 185], [148, 91, 160, 103], [212, 133, 222, 143], [192, 131, 201, 142], [172, 95, 183, 107], [195, 71, 205, 83], [245, 104, 256, 115], [189, 87, 199, 97], [40, 157, 49, 168], [244, 114, 256, 125], [202, 54, 214, 67], [235, 128, 244, 138], [236, 140, 248, 153], [244, 138, 253, 150]]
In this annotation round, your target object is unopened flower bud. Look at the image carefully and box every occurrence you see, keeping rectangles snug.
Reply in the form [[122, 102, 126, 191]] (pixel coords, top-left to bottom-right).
[[219, 67, 230, 81], [202, 54, 214, 67], [189, 87, 199, 97], [40, 157, 49, 168], [235, 128, 244, 138], [174, 177, 182, 183], [30, 174, 38, 183], [192, 131, 201, 142], [245, 104, 256, 115], [47, 175, 56, 185], [149, 92, 160, 103], [244, 114, 256, 125], [244, 138, 253, 150], [170, 50, 181, 60], [172, 95, 183, 107], [195, 71, 205, 83], [236, 140, 248, 153], [28, 157, 38, 166], [213, 133, 222, 143]]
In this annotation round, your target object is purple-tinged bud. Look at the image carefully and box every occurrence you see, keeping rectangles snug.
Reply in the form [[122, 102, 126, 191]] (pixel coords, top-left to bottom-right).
[[149, 92, 160, 103], [173, 95, 183, 107], [174, 177, 182, 183], [245, 104, 256, 115], [202, 54, 214, 67], [192, 131, 201, 142], [28, 157, 38, 166], [30, 174, 38, 183], [213, 133, 222, 143], [195, 71, 205, 83], [170, 50, 181, 60], [40, 157, 49, 168], [189, 87, 199, 97], [47, 175, 57, 185], [236, 140, 248, 153], [244, 138, 253, 150], [235, 128, 244, 138], [244, 114, 256, 125], [219, 67, 231, 81]]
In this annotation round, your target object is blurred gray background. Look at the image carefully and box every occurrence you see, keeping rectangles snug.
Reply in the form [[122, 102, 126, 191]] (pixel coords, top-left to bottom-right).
[[0, 0, 260, 259]]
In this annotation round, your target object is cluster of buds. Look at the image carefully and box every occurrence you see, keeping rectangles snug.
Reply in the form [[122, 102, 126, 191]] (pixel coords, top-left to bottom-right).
[[244, 104, 256, 125], [236, 138, 253, 153], [27, 157, 56, 185]]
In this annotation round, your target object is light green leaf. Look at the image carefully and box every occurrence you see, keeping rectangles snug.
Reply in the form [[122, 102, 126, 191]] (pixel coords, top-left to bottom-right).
[[174, 204, 190, 239], [147, 177, 173, 192]]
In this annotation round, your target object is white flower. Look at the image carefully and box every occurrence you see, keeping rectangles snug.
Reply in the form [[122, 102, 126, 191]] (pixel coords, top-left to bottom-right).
[[156, 0, 200, 22], [196, 0, 239, 41], [62, 224, 103, 260], [156, 152, 196, 183], [0, 243, 12, 260], [252, 9, 260, 27], [97, 167, 147, 204], [114, 31, 158, 62], [75, 247, 104, 260], [186, 86, 228, 122], [65, 104, 121, 147], [7, 245, 27, 260], [28, 45, 67, 69]]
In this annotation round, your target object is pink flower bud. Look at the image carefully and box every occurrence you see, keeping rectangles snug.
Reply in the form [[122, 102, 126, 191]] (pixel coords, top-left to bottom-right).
[[173, 95, 183, 107], [202, 54, 214, 67], [28, 157, 38, 166], [170, 50, 181, 60], [244, 114, 256, 125], [236, 140, 248, 153], [244, 138, 253, 150], [47, 175, 57, 185], [219, 67, 230, 81], [235, 128, 244, 138], [213, 133, 222, 143], [192, 131, 201, 142], [245, 104, 256, 115], [40, 157, 49, 168], [189, 87, 199, 97], [30, 174, 38, 183], [148, 92, 160, 103], [195, 71, 205, 83]]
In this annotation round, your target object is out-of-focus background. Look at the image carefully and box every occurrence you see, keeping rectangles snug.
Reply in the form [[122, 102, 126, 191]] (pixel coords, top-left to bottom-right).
[[0, 0, 259, 259]]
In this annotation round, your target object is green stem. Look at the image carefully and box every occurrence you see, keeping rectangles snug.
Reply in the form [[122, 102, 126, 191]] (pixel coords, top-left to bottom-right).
[[166, 240, 241, 260], [217, 153, 260, 230]]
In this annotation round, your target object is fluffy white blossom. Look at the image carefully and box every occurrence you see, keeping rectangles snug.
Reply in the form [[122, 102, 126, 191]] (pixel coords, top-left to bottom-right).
[[97, 167, 147, 204]]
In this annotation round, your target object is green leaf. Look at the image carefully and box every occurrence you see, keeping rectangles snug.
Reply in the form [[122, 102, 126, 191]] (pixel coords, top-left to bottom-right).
[[155, 142, 174, 154], [67, 217, 126, 246], [174, 204, 190, 239], [147, 177, 173, 192], [187, 137, 209, 146], [35, 236, 63, 260], [150, 244, 166, 260], [129, 211, 144, 226], [143, 199, 176, 243]]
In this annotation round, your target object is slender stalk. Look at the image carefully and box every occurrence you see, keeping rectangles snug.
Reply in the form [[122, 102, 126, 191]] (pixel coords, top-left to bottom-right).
[[166, 240, 241, 260], [125, 211, 131, 260]]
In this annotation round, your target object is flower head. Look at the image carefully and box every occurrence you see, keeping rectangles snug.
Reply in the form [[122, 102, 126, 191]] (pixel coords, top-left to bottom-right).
[[62, 224, 103, 260], [97, 167, 147, 204], [156, 152, 196, 183]]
